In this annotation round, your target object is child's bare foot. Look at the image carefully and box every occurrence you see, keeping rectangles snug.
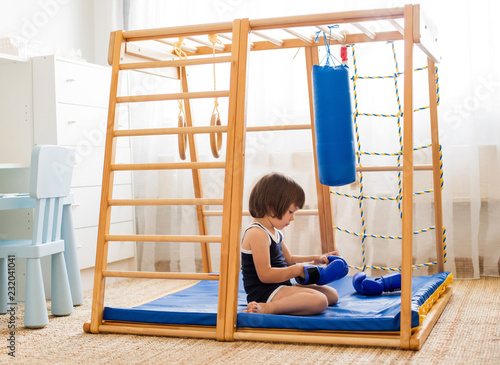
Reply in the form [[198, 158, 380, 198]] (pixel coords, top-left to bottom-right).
[[243, 301, 266, 313]]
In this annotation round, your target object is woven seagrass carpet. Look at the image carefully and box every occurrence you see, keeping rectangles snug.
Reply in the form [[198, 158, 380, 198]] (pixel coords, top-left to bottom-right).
[[1, 277, 498, 364]]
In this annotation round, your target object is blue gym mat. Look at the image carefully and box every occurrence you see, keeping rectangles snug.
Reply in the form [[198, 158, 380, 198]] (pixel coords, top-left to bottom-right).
[[103, 271, 452, 332]]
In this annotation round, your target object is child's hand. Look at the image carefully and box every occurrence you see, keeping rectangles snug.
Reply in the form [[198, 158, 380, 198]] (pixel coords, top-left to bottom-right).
[[326, 250, 340, 257], [315, 255, 330, 265], [315, 251, 341, 265]]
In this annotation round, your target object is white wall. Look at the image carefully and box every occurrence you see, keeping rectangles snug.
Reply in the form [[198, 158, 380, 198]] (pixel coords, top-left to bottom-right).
[[92, 0, 123, 66], [0, 0, 121, 66]]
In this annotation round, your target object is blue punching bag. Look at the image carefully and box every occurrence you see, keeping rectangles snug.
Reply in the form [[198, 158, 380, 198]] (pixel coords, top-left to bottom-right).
[[312, 64, 356, 186]]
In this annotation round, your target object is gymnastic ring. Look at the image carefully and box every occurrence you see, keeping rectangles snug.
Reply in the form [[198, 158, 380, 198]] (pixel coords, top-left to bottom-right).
[[209, 112, 223, 158], [178, 114, 187, 160]]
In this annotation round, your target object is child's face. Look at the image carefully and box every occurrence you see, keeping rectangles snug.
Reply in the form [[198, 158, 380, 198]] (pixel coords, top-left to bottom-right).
[[270, 204, 300, 230]]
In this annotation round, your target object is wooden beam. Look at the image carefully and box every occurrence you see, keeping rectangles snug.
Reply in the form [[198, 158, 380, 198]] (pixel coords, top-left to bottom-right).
[[107, 31, 116, 66], [106, 234, 221, 242], [218, 33, 232, 42], [111, 161, 226, 171], [122, 9, 405, 43], [116, 90, 229, 104], [186, 36, 225, 51], [114, 125, 227, 138], [124, 42, 175, 60], [246, 124, 311, 132], [315, 25, 346, 43], [180, 64, 213, 274], [223, 18, 251, 342], [410, 287, 452, 349], [192, 31, 403, 55], [102, 271, 220, 280], [88, 322, 218, 339], [357, 165, 433, 172], [283, 28, 314, 43], [123, 22, 234, 41], [352, 22, 376, 39], [249, 8, 405, 30], [251, 30, 284, 46], [203, 209, 319, 217], [156, 39, 197, 53], [400, 4, 415, 350], [427, 58, 445, 273], [119, 55, 232, 70], [414, 4, 441, 63], [233, 329, 402, 347], [90, 30, 123, 334], [389, 19, 404, 35], [108, 198, 223, 206]]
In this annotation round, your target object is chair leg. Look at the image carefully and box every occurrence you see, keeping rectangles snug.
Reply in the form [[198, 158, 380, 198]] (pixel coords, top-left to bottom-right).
[[50, 252, 73, 316], [62, 204, 84, 306], [0, 258, 7, 314], [25, 258, 49, 328]]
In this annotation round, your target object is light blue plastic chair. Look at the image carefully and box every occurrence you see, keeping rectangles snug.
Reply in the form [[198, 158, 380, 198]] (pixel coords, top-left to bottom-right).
[[0, 146, 75, 328]]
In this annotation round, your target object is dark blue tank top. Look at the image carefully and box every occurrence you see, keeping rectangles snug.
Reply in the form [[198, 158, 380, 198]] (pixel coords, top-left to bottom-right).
[[241, 222, 292, 303]]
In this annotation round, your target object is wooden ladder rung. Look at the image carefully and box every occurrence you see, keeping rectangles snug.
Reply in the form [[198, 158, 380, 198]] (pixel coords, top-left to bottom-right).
[[103, 270, 220, 281], [246, 124, 311, 132], [120, 55, 232, 70], [108, 198, 224, 206], [116, 90, 230, 103], [111, 161, 226, 171], [357, 165, 433, 172], [122, 22, 234, 41], [114, 125, 228, 138], [204, 209, 319, 217], [106, 234, 222, 243]]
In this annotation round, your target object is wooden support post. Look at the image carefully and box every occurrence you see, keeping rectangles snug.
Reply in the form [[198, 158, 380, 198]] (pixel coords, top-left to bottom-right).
[[180, 66, 212, 273], [400, 4, 415, 350], [304, 46, 335, 253], [427, 58, 445, 273], [223, 18, 251, 341], [90, 30, 123, 333], [214, 18, 249, 342]]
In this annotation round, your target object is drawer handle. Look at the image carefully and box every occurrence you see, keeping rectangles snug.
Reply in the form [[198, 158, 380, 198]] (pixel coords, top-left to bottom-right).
[[68, 120, 77, 124], [66, 78, 76, 82]]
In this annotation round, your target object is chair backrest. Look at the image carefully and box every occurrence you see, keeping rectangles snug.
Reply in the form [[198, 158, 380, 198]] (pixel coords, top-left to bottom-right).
[[29, 145, 75, 199], [29, 146, 75, 244]]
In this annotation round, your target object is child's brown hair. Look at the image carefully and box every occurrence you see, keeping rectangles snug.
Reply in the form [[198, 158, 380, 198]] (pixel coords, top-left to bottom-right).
[[249, 173, 305, 219]]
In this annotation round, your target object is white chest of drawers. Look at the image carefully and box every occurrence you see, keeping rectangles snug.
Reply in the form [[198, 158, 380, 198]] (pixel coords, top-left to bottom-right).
[[27, 56, 136, 271]]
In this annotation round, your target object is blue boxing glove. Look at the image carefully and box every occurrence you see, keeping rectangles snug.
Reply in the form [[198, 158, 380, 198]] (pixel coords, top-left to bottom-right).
[[352, 271, 402, 295], [296, 255, 349, 286], [323, 255, 349, 283]]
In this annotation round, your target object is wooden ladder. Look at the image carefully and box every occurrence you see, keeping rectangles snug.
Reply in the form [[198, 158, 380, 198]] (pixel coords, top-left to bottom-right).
[[88, 19, 249, 341]]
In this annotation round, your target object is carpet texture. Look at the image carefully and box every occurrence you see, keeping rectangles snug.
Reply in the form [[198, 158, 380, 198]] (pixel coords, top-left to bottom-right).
[[1, 277, 498, 364]]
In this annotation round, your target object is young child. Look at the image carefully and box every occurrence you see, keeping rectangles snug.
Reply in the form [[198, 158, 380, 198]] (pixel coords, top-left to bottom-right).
[[241, 172, 341, 316]]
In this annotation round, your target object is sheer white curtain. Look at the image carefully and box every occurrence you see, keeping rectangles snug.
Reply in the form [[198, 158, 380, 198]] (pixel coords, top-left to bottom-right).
[[123, 0, 499, 278]]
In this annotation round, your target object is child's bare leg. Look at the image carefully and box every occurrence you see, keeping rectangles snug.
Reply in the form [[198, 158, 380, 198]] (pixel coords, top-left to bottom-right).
[[246, 286, 329, 316], [307, 285, 339, 306]]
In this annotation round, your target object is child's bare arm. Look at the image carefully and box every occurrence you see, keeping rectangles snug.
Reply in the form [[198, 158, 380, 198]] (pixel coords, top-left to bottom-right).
[[247, 229, 304, 283], [287, 254, 329, 265], [287, 250, 341, 266]]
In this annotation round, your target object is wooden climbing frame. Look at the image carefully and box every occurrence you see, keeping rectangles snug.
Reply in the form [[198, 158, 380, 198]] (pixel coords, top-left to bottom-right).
[[85, 5, 450, 350]]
